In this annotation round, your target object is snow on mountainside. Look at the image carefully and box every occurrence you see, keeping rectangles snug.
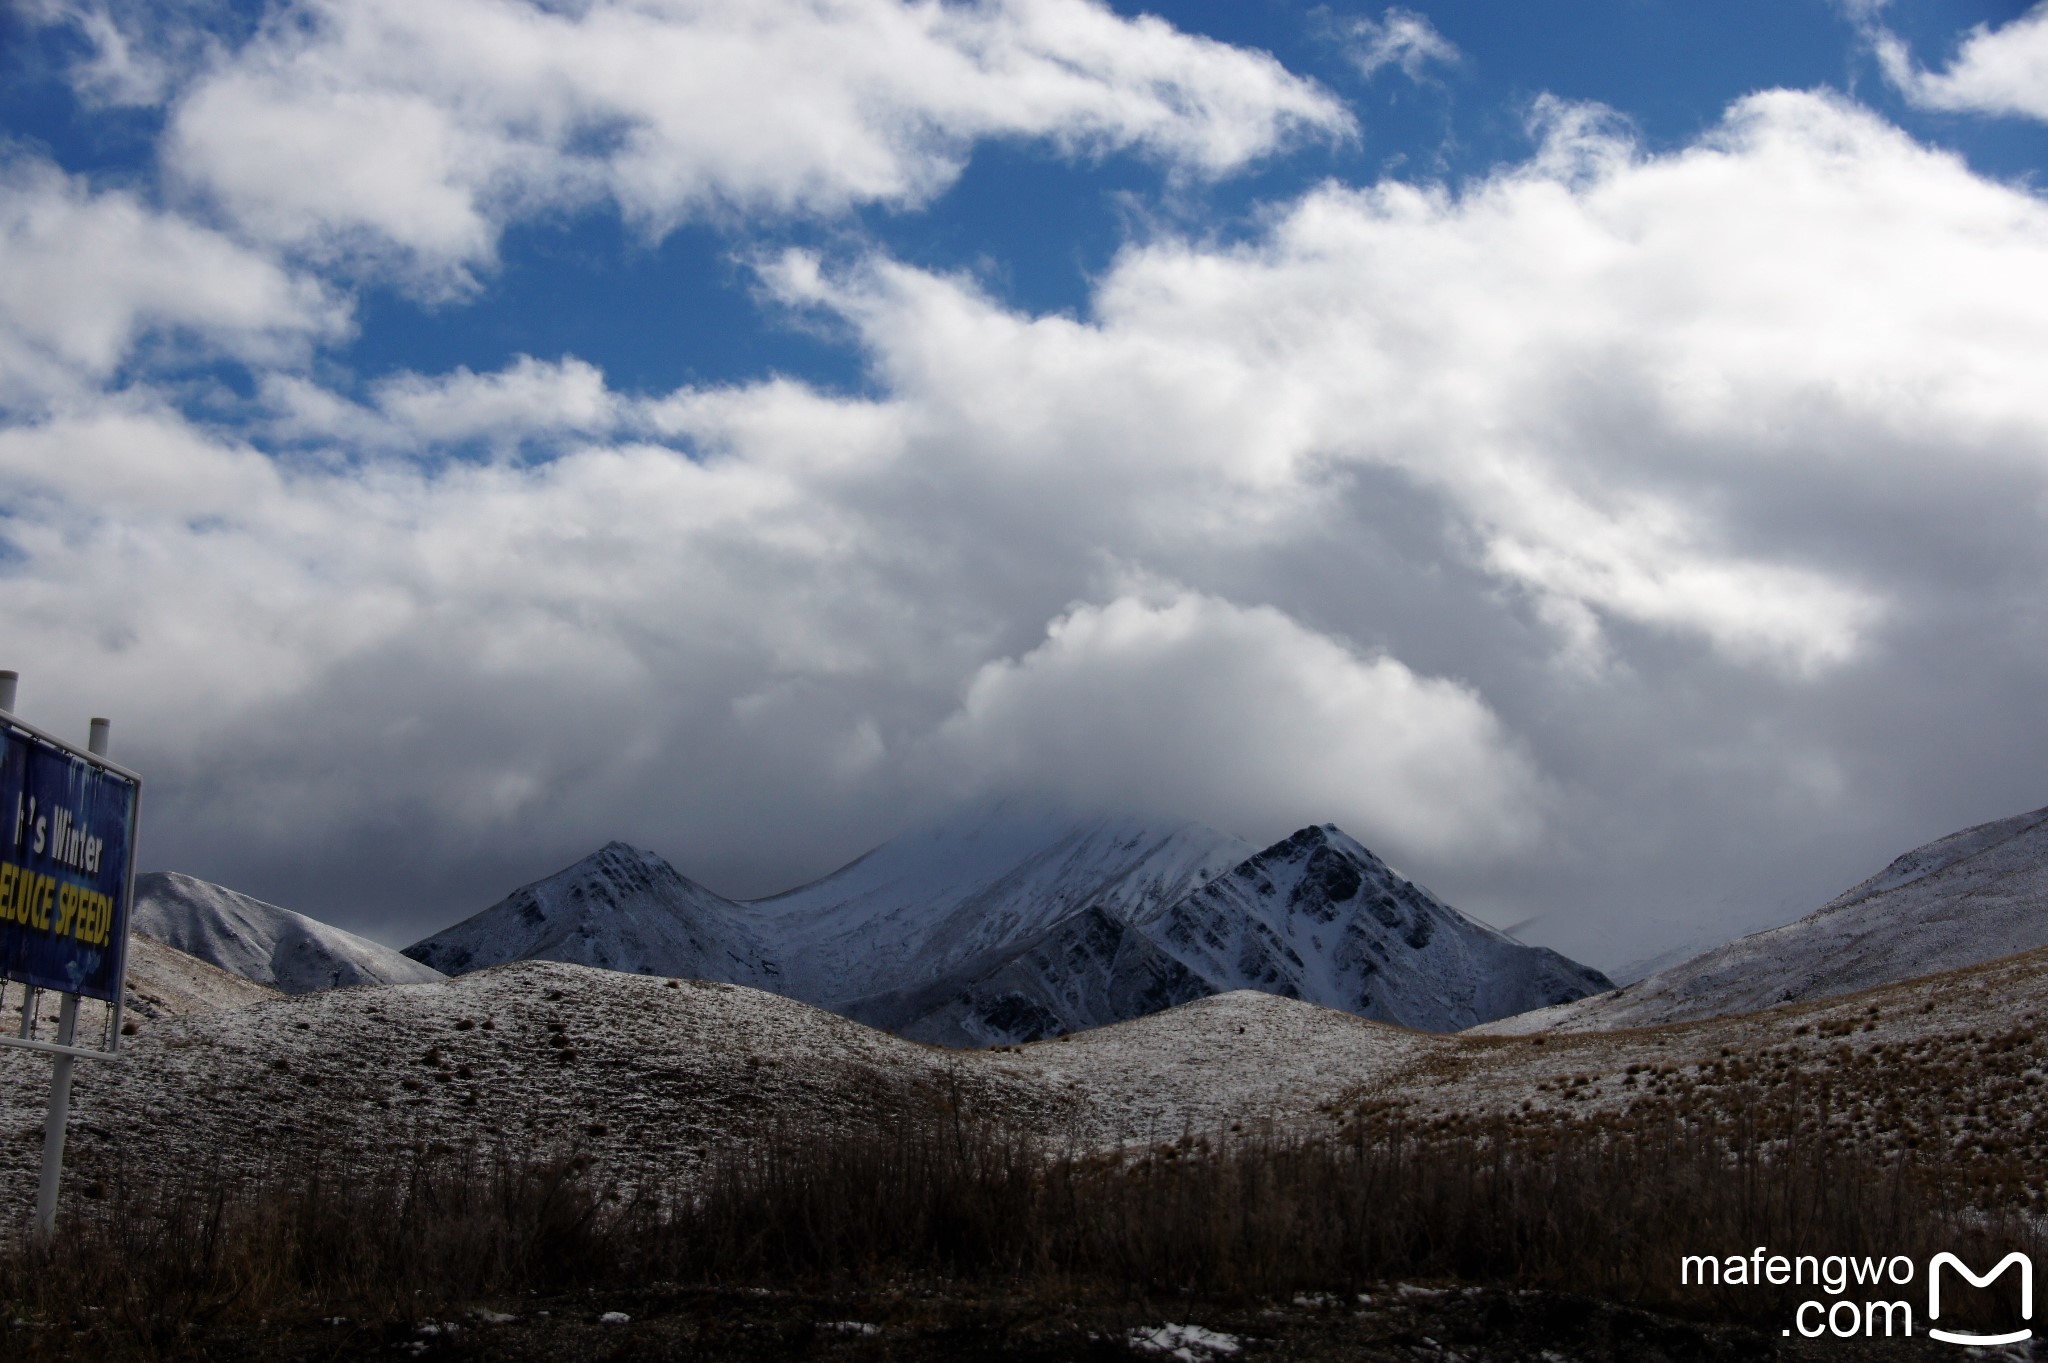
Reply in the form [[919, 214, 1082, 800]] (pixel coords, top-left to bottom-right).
[[849, 905, 1214, 1045], [133, 872, 445, 995], [0, 961, 1067, 1233], [400, 806, 1253, 1014], [1476, 802, 2048, 1034], [750, 803, 1256, 1006], [396, 809, 1610, 1047], [1140, 826, 1610, 1032], [875, 824, 1612, 1045], [403, 842, 779, 988], [15, 936, 282, 1051]]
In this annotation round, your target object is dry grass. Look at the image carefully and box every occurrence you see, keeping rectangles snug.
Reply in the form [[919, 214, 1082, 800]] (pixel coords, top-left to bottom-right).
[[4, 1075, 2038, 1355], [12, 958, 2048, 1356]]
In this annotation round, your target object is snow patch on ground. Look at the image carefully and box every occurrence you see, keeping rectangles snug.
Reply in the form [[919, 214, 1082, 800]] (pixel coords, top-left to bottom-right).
[[1128, 1323, 1241, 1359]]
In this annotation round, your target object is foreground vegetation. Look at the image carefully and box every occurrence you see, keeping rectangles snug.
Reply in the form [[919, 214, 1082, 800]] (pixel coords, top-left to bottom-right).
[[1, 1078, 2037, 1359]]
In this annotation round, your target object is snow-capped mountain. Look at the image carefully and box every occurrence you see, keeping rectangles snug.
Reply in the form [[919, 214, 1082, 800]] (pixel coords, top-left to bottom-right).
[[401, 805, 1252, 1010], [1140, 825, 1610, 1031], [749, 801, 1256, 1006], [403, 841, 781, 988], [133, 871, 446, 995], [398, 807, 1609, 1046], [1479, 802, 2048, 1034], [875, 824, 1611, 1045]]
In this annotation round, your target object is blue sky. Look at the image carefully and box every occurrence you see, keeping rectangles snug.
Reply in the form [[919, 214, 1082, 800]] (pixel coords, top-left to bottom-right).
[[3, 0, 2047, 969], [12, 0, 2038, 400]]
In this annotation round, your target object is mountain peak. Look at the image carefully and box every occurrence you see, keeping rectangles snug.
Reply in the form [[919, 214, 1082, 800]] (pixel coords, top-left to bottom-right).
[[400, 806, 1612, 1047], [403, 845, 776, 984], [1133, 824, 1609, 1033], [1269, 824, 1337, 853], [875, 820, 1610, 1045]]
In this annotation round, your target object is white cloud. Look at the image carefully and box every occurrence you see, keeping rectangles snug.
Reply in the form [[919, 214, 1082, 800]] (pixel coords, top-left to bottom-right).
[[16, 0, 189, 107], [150, 0, 1349, 289], [5, 87, 2048, 960], [260, 356, 623, 455], [372, 357, 622, 448], [0, 156, 348, 406], [1348, 7, 1460, 83], [763, 91, 2048, 676], [1874, 4, 2048, 122], [936, 589, 1546, 861]]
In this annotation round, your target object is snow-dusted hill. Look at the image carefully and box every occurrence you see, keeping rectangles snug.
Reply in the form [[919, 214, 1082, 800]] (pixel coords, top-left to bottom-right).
[[133, 872, 446, 994], [403, 842, 780, 988], [1477, 802, 2048, 1034], [125, 933, 283, 1021], [14, 935, 283, 1051], [11, 946, 2048, 1235], [0, 961, 1067, 1233], [0, 959, 1472, 1229], [880, 824, 1612, 1045]]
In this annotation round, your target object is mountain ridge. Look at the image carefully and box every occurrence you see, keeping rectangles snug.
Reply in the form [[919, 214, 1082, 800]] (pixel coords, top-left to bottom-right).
[[745, 805, 1255, 1007], [133, 871, 446, 995], [401, 808, 1612, 1044], [1475, 802, 2048, 1034]]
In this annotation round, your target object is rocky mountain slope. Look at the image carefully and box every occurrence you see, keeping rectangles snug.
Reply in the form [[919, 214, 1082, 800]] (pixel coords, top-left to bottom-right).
[[401, 810, 1606, 1044], [404, 842, 780, 989], [1139, 826, 1609, 1031], [849, 905, 1214, 1044], [133, 871, 446, 994], [404, 805, 1259, 1019], [872, 825, 1611, 1045], [747, 802, 1255, 1006], [1479, 802, 2048, 1034]]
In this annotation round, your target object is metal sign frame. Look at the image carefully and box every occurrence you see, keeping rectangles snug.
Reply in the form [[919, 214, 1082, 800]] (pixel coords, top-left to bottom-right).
[[0, 706, 141, 1061]]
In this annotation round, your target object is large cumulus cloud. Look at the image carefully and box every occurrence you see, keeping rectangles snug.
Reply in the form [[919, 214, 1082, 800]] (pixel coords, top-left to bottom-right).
[[3, 7, 2047, 967], [935, 589, 1547, 861]]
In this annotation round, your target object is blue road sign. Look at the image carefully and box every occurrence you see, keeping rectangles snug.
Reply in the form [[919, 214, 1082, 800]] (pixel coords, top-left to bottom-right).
[[0, 721, 139, 1003]]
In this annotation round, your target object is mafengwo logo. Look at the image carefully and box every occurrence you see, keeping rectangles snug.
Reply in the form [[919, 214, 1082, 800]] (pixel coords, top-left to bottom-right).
[[1928, 1252, 2031, 1347], [1682, 1248, 2033, 1342]]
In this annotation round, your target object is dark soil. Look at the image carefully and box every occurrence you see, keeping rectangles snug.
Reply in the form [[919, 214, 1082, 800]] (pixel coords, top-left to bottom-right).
[[0, 1282, 1970, 1362]]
